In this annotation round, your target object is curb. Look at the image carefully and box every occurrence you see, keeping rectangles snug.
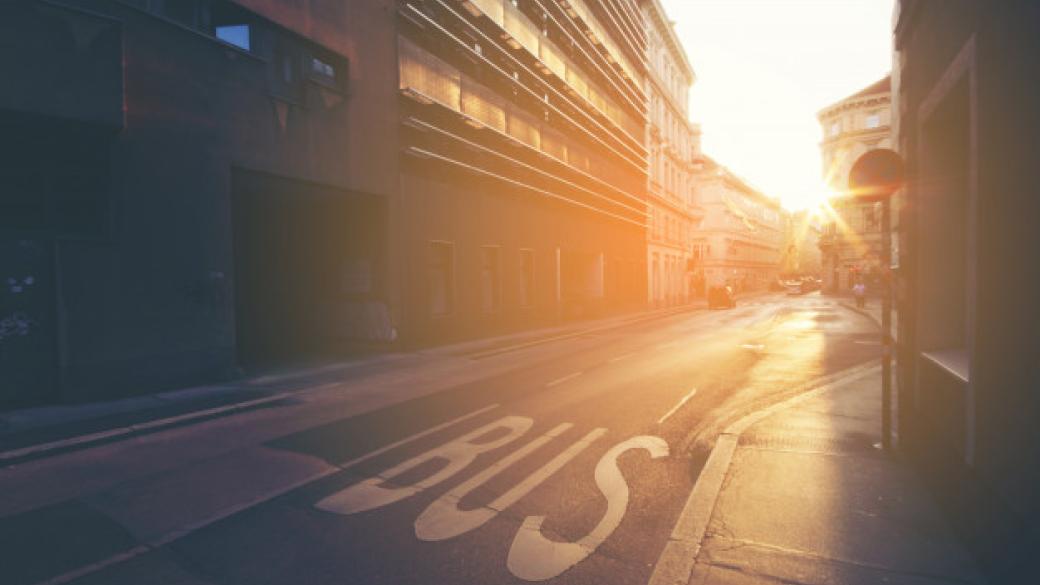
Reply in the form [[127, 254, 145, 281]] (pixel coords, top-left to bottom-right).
[[838, 301, 882, 329], [647, 361, 881, 585], [466, 291, 774, 360], [0, 390, 298, 466]]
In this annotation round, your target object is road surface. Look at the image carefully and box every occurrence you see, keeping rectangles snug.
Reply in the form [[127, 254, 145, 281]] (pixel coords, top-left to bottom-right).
[[0, 293, 881, 585]]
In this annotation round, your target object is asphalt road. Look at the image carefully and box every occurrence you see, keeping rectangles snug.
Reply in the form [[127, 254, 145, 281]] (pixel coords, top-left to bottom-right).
[[3, 293, 881, 585]]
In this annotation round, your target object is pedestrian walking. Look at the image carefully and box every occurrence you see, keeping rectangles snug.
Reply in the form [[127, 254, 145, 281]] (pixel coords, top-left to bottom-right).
[[853, 281, 866, 308]]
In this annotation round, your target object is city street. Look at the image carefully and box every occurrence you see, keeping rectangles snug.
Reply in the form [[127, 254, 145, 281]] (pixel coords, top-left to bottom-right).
[[1, 293, 883, 585]]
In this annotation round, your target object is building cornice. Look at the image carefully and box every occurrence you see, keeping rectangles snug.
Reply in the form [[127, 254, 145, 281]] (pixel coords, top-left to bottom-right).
[[819, 126, 892, 147], [818, 94, 891, 121], [641, 0, 695, 83]]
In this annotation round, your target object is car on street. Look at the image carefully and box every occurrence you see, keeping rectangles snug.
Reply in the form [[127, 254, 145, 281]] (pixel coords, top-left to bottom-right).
[[707, 284, 737, 309]]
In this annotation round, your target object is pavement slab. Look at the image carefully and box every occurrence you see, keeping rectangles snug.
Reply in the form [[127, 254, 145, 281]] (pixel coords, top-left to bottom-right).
[[689, 371, 986, 585]]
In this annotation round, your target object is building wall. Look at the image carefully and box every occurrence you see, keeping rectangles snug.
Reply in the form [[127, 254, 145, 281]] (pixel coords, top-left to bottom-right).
[[782, 210, 822, 277], [817, 77, 892, 292], [640, 0, 701, 306], [1, 0, 396, 404], [692, 162, 783, 292], [393, 0, 650, 345], [894, 0, 1040, 580], [0, 0, 652, 405]]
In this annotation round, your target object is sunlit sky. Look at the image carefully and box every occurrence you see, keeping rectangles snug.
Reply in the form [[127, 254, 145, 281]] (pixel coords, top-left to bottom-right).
[[661, 0, 895, 210]]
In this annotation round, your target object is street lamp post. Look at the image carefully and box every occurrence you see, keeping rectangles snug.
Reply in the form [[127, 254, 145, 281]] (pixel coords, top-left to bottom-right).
[[848, 149, 904, 451]]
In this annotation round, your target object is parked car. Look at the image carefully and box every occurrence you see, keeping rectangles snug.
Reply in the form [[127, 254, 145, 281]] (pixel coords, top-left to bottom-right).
[[707, 285, 736, 309]]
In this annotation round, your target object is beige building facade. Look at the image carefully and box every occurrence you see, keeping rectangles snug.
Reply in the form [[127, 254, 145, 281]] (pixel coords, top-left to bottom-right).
[[817, 76, 892, 292], [782, 209, 823, 277], [692, 157, 783, 293], [640, 0, 703, 306]]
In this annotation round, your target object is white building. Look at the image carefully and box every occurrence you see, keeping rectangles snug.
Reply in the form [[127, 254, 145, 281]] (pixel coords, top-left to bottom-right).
[[692, 157, 784, 292], [640, 0, 703, 306]]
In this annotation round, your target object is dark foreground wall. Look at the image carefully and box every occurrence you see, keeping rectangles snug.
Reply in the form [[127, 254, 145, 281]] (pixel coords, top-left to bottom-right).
[[894, 1, 1040, 580], [0, 0, 397, 405]]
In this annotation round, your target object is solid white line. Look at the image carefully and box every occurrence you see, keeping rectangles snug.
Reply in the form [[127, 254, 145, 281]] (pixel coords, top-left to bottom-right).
[[1, 392, 294, 463], [657, 388, 698, 424], [27, 403, 501, 585], [608, 351, 638, 363], [545, 371, 583, 388], [36, 545, 152, 585]]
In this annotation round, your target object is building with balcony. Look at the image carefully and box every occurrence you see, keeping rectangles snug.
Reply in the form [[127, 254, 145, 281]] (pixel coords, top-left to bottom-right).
[[397, 0, 650, 342], [640, 0, 702, 306], [691, 157, 783, 293], [0, 0, 651, 406], [817, 75, 892, 292]]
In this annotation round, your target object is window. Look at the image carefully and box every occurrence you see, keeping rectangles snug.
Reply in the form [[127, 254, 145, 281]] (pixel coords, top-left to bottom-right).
[[863, 205, 879, 232], [830, 121, 841, 137], [306, 48, 348, 92], [270, 36, 303, 101], [215, 24, 250, 51], [429, 242, 454, 316], [136, 1, 255, 53], [865, 113, 881, 129], [210, 1, 253, 50], [480, 246, 501, 313], [519, 249, 535, 307]]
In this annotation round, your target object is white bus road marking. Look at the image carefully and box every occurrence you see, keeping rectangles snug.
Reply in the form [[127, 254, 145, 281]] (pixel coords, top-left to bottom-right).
[[335, 403, 501, 471], [545, 371, 583, 388], [316, 416, 534, 515], [314, 411, 673, 581], [507, 436, 670, 581], [415, 425, 608, 541], [657, 388, 698, 424]]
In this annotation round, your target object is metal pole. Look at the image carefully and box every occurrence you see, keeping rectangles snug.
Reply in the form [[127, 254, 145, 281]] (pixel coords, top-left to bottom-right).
[[881, 198, 892, 450]]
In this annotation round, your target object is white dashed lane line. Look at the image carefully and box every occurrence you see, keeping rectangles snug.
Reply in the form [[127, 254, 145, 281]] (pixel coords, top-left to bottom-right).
[[545, 371, 584, 388], [657, 388, 698, 424]]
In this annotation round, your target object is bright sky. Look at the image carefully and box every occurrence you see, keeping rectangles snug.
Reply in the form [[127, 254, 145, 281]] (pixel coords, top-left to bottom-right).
[[661, 0, 895, 210]]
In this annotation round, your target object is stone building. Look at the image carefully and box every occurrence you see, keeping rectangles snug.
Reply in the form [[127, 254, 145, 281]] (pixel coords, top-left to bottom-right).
[[691, 157, 783, 293], [640, 0, 703, 306], [816, 75, 892, 292], [893, 1, 1040, 581], [0, 0, 650, 406], [781, 209, 822, 278]]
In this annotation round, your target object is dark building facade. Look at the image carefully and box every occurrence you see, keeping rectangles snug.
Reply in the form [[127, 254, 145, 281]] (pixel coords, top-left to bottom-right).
[[893, 1, 1040, 580], [0, 0, 648, 406]]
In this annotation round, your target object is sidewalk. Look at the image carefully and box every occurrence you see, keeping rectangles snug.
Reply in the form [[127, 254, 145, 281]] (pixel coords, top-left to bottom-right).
[[825, 292, 896, 332], [686, 367, 985, 585]]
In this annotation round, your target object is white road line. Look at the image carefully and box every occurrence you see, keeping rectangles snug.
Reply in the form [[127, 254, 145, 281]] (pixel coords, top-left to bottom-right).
[[28, 403, 501, 585], [545, 371, 583, 388], [657, 388, 698, 424], [0, 392, 295, 463], [608, 351, 637, 363]]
